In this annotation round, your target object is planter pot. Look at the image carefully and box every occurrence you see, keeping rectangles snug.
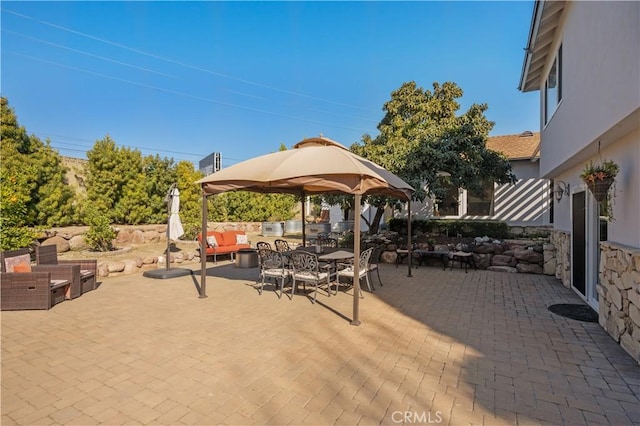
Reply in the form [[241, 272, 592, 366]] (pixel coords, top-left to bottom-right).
[[261, 222, 284, 237], [585, 177, 614, 202]]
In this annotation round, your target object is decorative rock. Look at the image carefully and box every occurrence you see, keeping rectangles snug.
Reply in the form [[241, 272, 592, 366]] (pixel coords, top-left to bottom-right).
[[516, 263, 543, 274], [135, 258, 144, 268], [381, 251, 398, 264], [107, 261, 126, 273], [487, 266, 518, 273], [474, 254, 490, 269], [144, 230, 160, 243], [130, 230, 145, 244], [473, 243, 495, 254], [68, 235, 89, 250], [41, 236, 70, 253], [116, 230, 131, 245], [491, 254, 516, 267], [142, 256, 157, 265], [123, 259, 138, 274], [97, 262, 110, 277], [513, 249, 543, 264]]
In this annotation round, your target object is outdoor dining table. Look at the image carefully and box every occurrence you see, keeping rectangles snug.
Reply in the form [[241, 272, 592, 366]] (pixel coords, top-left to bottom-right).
[[318, 249, 354, 283]]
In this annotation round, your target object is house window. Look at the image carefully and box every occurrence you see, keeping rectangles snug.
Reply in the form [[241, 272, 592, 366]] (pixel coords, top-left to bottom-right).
[[544, 44, 562, 124], [467, 181, 495, 216], [435, 180, 460, 216]]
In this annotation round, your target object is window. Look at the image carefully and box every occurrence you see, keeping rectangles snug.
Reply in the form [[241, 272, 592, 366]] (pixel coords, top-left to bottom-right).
[[467, 182, 495, 216], [435, 180, 460, 216], [544, 44, 562, 124]]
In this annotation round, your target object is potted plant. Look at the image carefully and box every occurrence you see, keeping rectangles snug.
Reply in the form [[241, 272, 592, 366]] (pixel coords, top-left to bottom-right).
[[580, 159, 619, 203], [427, 238, 436, 251]]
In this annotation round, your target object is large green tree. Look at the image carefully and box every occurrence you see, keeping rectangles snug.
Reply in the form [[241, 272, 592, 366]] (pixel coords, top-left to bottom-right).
[[351, 81, 515, 233], [0, 97, 75, 230]]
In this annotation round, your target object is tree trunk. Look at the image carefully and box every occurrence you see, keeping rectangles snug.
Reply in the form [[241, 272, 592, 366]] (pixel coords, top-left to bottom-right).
[[366, 206, 386, 234]]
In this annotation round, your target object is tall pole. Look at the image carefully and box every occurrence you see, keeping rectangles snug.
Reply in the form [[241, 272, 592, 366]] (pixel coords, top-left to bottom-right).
[[301, 191, 306, 247], [200, 188, 208, 298], [407, 199, 412, 277], [351, 194, 362, 326]]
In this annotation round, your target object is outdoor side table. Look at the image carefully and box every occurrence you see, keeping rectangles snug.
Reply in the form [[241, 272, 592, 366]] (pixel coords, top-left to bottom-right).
[[235, 249, 259, 268], [413, 249, 449, 270]]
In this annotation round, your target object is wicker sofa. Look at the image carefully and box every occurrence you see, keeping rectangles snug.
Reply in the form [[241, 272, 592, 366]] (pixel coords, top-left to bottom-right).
[[197, 230, 251, 263]]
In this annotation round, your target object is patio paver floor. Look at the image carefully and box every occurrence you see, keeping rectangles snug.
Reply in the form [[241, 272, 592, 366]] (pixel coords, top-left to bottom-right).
[[2, 262, 638, 425]]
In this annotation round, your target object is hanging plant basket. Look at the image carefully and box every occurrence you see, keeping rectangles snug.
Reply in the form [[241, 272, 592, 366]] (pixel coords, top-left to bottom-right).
[[586, 177, 615, 202], [580, 159, 619, 204]]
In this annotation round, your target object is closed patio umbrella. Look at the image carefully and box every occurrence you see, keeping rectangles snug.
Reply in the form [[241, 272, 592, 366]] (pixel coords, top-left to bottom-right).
[[168, 186, 184, 241], [196, 136, 415, 325], [143, 184, 191, 279]]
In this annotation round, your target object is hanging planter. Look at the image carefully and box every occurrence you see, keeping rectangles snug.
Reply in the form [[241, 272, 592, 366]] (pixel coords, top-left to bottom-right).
[[585, 176, 615, 202], [580, 159, 619, 218]]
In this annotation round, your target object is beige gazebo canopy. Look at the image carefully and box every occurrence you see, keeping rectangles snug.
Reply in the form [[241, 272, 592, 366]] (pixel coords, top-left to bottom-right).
[[196, 136, 415, 325]]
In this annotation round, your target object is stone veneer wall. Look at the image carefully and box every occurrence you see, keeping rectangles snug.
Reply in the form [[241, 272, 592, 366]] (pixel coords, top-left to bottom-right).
[[549, 230, 639, 363], [598, 242, 640, 363], [550, 230, 571, 288]]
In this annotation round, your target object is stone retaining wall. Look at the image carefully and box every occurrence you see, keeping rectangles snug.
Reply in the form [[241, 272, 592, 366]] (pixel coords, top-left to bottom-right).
[[380, 238, 554, 275], [39, 222, 262, 278], [598, 241, 640, 363]]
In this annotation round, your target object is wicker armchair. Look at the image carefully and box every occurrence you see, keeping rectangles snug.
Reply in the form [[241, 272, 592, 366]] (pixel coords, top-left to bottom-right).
[[35, 245, 97, 297], [0, 249, 71, 310]]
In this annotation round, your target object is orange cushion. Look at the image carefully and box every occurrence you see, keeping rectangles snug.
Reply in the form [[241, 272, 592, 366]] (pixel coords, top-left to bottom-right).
[[13, 262, 32, 273]]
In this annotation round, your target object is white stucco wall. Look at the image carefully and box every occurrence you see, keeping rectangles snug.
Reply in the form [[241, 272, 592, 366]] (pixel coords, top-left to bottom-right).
[[540, 1, 640, 177], [553, 129, 639, 247]]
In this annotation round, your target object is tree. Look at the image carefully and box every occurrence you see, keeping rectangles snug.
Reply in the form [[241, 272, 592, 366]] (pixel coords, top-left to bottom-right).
[[0, 97, 75, 229], [351, 81, 515, 234], [175, 161, 204, 239]]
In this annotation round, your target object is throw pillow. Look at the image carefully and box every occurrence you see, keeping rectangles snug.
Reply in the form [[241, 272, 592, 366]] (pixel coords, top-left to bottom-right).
[[13, 262, 32, 273], [4, 254, 31, 273], [206, 235, 218, 247], [236, 234, 248, 245]]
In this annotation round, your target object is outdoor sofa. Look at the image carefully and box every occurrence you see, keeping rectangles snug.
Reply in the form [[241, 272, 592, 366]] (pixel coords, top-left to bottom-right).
[[197, 230, 250, 263]]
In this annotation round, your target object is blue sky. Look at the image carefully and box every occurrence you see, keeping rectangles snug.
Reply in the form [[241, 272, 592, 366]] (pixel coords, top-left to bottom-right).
[[1, 1, 539, 169]]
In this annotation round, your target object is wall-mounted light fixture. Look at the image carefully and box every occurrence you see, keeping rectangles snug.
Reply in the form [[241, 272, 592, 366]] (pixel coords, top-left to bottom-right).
[[554, 180, 570, 202]]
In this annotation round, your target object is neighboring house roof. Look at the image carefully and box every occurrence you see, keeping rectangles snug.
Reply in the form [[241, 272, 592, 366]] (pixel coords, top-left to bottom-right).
[[519, 0, 566, 92], [487, 131, 540, 161]]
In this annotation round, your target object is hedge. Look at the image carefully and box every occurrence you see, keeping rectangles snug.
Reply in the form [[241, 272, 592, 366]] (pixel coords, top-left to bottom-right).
[[388, 218, 510, 239]]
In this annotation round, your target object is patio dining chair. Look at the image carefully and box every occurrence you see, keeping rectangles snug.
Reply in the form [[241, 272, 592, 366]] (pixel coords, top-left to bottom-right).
[[255, 241, 272, 258], [289, 251, 331, 303], [337, 247, 374, 295], [256, 249, 291, 299], [274, 239, 291, 253], [368, 244, 385, 287]]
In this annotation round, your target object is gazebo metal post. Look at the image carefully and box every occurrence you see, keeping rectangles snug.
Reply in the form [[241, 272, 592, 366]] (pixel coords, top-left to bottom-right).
[[200, 189, 208, 298], [407, 200, 412, 277], [301, 191, 306, 247], [351, 194, 362, 326]]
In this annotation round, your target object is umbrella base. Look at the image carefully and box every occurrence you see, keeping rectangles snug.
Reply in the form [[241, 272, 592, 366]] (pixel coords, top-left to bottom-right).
[[143, 268, 192, 279]]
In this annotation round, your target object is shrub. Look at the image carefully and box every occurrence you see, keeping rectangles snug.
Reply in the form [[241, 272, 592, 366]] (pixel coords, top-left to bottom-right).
[[388, 218, 510, 239], [83, 207, 117, 252]]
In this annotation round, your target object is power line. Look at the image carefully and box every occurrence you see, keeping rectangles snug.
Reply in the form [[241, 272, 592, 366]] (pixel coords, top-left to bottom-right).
[[3, 8, 376, 112], [8, 51, 372, 134], [3, 28, 178, 78]]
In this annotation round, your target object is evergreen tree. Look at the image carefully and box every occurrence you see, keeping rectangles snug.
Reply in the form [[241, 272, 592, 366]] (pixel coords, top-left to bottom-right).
[[0, 97, 75, 228]]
